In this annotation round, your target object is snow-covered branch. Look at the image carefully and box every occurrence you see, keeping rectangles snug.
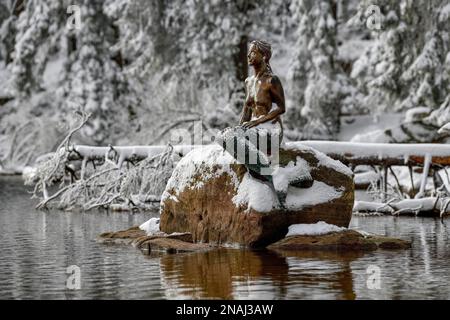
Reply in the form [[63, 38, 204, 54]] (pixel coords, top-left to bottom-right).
[[295, 141, 450, 166], [354, 197, 450, 218]]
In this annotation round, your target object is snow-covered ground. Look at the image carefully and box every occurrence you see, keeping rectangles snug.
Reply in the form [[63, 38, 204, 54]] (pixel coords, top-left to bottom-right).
[[338, 113, 404, 142]]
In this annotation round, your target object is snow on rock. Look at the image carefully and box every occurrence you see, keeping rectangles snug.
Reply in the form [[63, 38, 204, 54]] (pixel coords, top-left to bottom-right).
[[161, 145, 240, 204], [139, 217, 161, 235], [286, 181, 343, 210], [232, 152, 345, 212], [285, 142, 353, 177], [272, 159, 311, 194], [286, 221, 346, 237], [314, 149, 353, 177], [232, 172, 278, 212], [160, 143, 354, 246]]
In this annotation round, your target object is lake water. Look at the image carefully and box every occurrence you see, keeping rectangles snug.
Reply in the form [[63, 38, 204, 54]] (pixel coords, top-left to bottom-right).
[[1, 176, 449, 299]]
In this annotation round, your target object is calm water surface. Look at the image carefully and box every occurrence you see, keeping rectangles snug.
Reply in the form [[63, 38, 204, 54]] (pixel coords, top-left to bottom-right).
[[1, 176, 449, 299]]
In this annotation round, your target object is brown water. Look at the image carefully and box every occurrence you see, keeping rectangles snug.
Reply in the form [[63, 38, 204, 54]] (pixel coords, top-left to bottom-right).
[[1, 176, 449, 299]]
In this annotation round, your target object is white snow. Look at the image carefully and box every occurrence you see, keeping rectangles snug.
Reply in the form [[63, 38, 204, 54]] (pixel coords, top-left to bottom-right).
[[74, 145, 196, 160], [286, 221, 346, 237], [232, 172, 278, 212], [353, 198, 450, 215], [232, 153, 344, 212], [139, 217, 161, 235], [404, 107, 431, 122], [438, 123, 450, 134], [22, 166, 37, 182], [338, 113, 404, 142], [354, 171, 380, 185], [440, 3, 450, 22], [161, 145, 240, 203], [285, 181, 343, 210], [0, 62, 12, 96], [297, 141, 450, 160], [350, 129, 391, 144], [415, 153, 431, 199], [353, 201, 395, 214], [393, 198, 439, 213], [338, 39, 372, 62], [285, 143, 352, 176], [314, 148, 353, 177], [42, 56, 64, 89], [272, 159, 311, 194]]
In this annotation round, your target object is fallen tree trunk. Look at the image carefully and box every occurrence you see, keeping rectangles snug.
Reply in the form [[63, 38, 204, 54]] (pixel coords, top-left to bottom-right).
[[296, 141, 450, 166], [354, 198, 450, 217], [70, 145, 200, 164], [69, 142, 450, 167]]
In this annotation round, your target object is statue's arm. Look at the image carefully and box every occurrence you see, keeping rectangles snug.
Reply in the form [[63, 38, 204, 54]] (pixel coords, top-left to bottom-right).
[[239, 103, 252, 125], [239, 80, 252, 125], [253, 76, 285, 126]]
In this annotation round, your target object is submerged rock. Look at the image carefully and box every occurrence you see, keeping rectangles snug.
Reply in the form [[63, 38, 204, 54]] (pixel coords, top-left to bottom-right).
[[98, 226, 194, 247], [267, 229, 411, 251], [138, 238, 212, 254], [160, 144, 354, 247]]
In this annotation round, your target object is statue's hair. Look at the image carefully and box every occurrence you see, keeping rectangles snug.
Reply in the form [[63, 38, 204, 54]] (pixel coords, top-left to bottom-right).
[[250, 40, 273, 73]]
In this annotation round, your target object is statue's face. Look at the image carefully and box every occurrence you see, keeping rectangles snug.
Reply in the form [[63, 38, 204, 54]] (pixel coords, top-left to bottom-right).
[[247, 44, 264, 66]]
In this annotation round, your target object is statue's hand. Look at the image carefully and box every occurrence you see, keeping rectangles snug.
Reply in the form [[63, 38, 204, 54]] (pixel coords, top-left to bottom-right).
[[242, 120, 259, 129]]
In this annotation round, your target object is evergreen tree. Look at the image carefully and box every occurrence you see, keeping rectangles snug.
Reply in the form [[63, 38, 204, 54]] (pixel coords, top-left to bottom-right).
[[9, 0, 65, 96], [60, 0, 135, 144], [352, 0, 449, 115], [288, 0, 345, 140]]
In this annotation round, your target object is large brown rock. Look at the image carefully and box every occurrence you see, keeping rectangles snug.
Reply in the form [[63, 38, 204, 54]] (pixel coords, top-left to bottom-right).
[[160, 145, 354, 247], [98, 226, 193, 245], [267, 230, 411, 251]]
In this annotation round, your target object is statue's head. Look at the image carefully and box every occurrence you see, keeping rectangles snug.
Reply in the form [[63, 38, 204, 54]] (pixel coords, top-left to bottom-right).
[[248, 40, 272, 68]]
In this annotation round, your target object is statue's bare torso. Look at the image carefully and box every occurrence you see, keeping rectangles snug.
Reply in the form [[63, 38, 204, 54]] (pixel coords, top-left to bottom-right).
[[239, 40, 285, 131], [244, 74, 284, 127]]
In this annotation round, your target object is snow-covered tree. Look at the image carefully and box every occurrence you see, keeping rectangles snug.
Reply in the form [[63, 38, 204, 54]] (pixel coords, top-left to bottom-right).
[[108, 0, 284, 144], [352, 0, 450, 116], [288, 0, 346, 140], [9, 0, 65, 96], [59, 0, 136, 144], [164, 0, 270, 125]]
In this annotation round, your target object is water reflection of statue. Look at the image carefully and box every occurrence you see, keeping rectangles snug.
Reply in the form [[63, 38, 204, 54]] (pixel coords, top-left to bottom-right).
[[158, 249, 359, 299], [159, 249, 289, 299]]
